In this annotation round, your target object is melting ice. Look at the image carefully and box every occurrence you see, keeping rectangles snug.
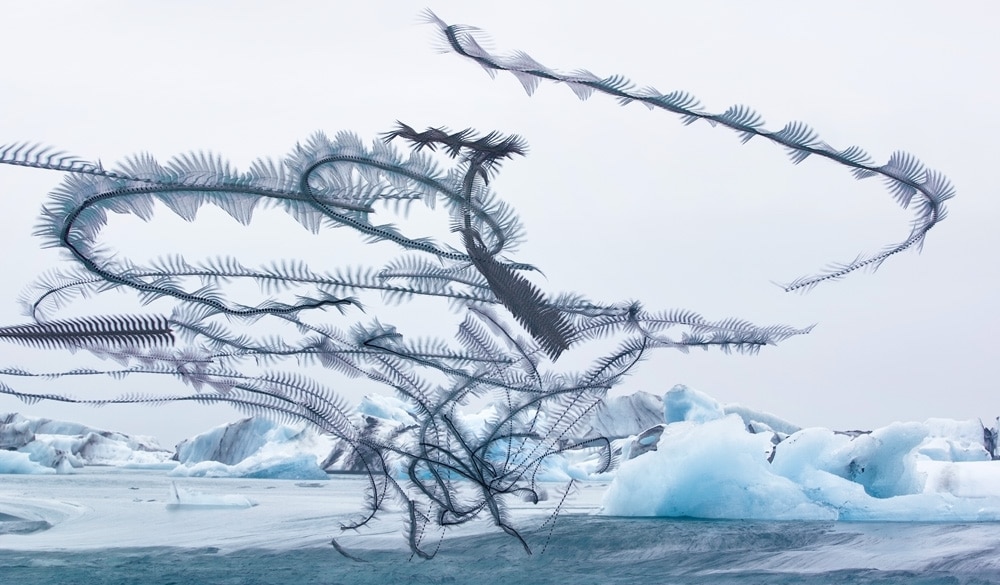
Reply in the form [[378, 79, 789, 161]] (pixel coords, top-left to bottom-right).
[[602, 385, 1000, 521], [3, 385, 1000, 524]]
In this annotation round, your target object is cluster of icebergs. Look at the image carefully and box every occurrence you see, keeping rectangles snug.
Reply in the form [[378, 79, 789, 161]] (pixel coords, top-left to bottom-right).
[[0, 412, 173, 474], [602, 386, 1000, 521], [3, 385, 999, 522]]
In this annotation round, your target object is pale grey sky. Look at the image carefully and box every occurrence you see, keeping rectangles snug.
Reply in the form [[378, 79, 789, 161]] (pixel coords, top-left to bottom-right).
[[1, 1, 997, 446]]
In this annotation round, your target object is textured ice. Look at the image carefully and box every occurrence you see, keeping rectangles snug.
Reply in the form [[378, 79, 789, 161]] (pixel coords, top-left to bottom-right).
[[602, 385, 1000, 521], [662, 384, 727, 424], [171, 417, 333, 480], [583, 391, 663, 439], [0, 493, 85, 536], [7, 384, 1000, 526], [171, 395, 446, 479], [0, 450, 55, 475], [357, 393, 417, 426], [167, 482, 256, 509], [0, 413, 173, 473]]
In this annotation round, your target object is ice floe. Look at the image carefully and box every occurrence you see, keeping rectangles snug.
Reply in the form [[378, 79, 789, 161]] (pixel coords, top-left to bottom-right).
[[602, 384, 1000, 521]]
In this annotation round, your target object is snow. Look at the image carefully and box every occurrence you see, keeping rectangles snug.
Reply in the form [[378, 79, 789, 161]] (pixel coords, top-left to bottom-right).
[[602, 384, 1000, 521]]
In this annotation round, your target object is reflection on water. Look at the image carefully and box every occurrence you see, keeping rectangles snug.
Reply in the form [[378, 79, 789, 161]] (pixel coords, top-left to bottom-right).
[[3, 516, 1000, 585]]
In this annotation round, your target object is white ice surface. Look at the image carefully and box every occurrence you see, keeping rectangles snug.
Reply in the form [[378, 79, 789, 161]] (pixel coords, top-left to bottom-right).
[[603, 386, 1000, 521], [0, 412, 173, 472], [167, 482, 257, 509], [5, 384, 1000, 541], [0, 450, 55, 475], [357, 393, 417, 426], [0, 467, 603, 552], [171, 417, 335, 479]]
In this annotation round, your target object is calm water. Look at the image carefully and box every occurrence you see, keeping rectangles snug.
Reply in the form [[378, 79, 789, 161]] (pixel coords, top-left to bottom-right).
[[3, 516, 1000, 585]]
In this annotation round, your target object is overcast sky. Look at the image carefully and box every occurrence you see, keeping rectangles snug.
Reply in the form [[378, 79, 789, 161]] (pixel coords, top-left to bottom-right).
[[1, 1, 997, 446]]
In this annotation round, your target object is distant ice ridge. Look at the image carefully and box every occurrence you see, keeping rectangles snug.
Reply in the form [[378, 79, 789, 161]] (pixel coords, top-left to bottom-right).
[[167, 482, 256, 509], [602, 384, 1000, 521], [169, 394, 420, 480], [0, 413, 173, 474], [170, 417, 333, 480]]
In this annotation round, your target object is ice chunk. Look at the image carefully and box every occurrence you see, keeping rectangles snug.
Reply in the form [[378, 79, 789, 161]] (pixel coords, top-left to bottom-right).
[[174, 417, 275, 465], [170, 454, 328, 480], [583, 391, 663, 439], [773, 420, 991, 499], [662, 386, 800, 435], [917, 418, 991, 462], [171, 418, 334, 479], [602, 387, 1000, 522], [0, 412, 173, 470], [0, 414, 34, 449], [663, 384, 725, 424], [722, 402, 801, 436], [0, 450, 56, 475], [357, 394, 417, 426], [166, 482, 256, 509], [603, 415, 832, 519]]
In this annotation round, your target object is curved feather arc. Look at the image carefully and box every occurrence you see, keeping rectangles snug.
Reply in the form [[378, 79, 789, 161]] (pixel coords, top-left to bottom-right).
[[426, 12, 953, 292]]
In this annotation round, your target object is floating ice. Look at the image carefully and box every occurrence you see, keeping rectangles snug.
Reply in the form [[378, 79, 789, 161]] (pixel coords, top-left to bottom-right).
[[170, 454, 329, 480], [0, 413, 173, 473], [9, 384, 1000, 525], [583, 391, 663, 439], [171, 417, 333, 480], [357, 393, 417, 426], [0, 450, 55, 475], [602, 385, 1000, 521], [166, 482, 256, 509], [604, 414, 832, 519]]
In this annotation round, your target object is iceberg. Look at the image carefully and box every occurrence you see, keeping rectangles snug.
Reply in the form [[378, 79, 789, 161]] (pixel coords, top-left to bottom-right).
[[0, 412, 173, 473], [602, 384, 1000, 521], [582, 391, 664, 440], [170, 394, 488, 480], [0, 450, 56, 475], [171, 417, 334, 480]]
